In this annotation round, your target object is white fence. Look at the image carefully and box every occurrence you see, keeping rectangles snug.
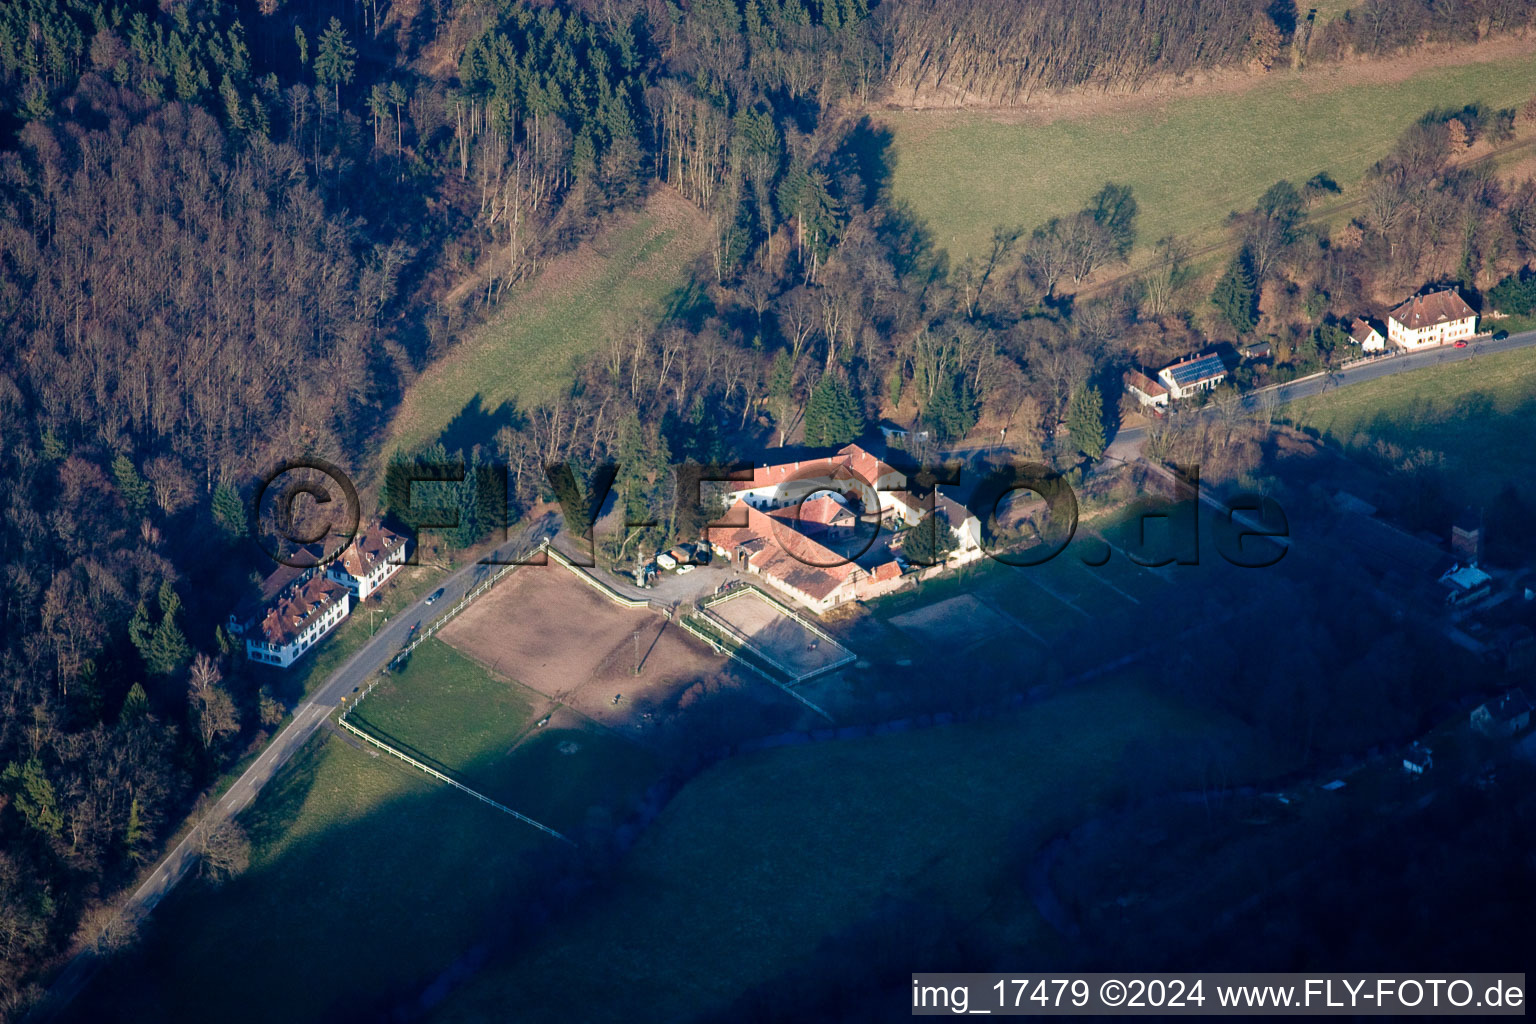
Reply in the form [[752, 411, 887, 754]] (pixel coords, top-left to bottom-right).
[[346, 539, 574, 845], [336, 715, 572, 844]]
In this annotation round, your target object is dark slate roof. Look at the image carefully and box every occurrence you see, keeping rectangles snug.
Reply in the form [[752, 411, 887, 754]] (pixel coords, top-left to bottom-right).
[[1163, 353, 1227, 387]]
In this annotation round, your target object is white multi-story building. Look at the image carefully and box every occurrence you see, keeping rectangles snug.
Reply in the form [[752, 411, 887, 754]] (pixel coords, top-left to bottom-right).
[[236, 570, 352, 668], [327, 522, 408, 600], [1386, 288, 1476, 349]]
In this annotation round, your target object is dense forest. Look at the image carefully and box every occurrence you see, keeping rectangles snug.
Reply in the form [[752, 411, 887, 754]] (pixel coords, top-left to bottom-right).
[[2, 0, 1536, 1013]]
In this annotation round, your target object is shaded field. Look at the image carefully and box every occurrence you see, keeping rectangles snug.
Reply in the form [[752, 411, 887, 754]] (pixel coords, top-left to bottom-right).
[[69, 645, 552, 1024], [352, 636, 539, 771], [352, 638, 660, 835], [438, 564, 727, 729], [390, 189, 709, 456], [71, 638, 667, 1024], [1280, 344, 1536, 506], [887, 591, 1014, 649], [428, 676, 1292, 1024], [426, 505, 1306, 1024], [883, 51, 1536, 263]]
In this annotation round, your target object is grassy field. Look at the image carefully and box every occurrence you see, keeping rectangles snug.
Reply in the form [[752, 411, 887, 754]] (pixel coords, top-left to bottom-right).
[[1280, 344, 1536, 506], [389, 190, 708, 457], [73, 640, 658, 1024], [883, 49, 1536, 264], [429, 676, 1291, 1024], [353, 639, 662, 833]]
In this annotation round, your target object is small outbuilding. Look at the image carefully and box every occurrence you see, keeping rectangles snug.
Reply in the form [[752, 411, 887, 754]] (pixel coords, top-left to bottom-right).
[[1349, 317, 1385, 352], [1123, 369, 1169, 409]]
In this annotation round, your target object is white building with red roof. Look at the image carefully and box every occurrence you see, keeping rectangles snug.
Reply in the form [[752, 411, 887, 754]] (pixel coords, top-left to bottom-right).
[[1386, 288, 1476, 349], [1349, 316, 1385, 352], [709, 499, 907, 612], [1123, 369, 1170, 409], [730, 443, 907, 518], [704, 442, 988, 610], [326, 522, 408, 601], [234, 568, 352, 668]]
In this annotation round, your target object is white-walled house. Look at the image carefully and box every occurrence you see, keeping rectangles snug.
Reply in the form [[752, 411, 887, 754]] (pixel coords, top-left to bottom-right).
[[1402, 742, 1433, 775], [1123, 369, 1170, 409], [234, 570, 352, 668], [327, 522, 408, 600], [729, 443, 907, 515], [932, 493, 983, 564], [1471, 690, 1532, 738], [1386, 288, 1476, 349], [1349, 317, 1385, 352], [1156, 353, 1227, 399]]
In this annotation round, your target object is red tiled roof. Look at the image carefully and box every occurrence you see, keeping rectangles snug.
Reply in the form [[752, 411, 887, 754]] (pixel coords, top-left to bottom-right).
[[711, 500, 858, 601], [256, 573, 350, 647], [334, 522, 406, 579], [729, 443, 903, 493], [767, 495, 854, 527], [871, 560, 903, 582], [1123, 369, 1168, 397], [1349, 317, 1382, 344], [1388, 289, 1475, 329]]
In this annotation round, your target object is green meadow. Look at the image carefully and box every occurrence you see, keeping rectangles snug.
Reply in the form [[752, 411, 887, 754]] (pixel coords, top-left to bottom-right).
[[884, 52, 1536, 264]]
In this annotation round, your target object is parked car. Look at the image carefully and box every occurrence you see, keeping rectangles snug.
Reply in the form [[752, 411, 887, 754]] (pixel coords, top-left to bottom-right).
[[655, 552, 677, 570], [1493, 329, 1509, 341], [676, 564, 696, 575], [1453, 339, 1468, 348]]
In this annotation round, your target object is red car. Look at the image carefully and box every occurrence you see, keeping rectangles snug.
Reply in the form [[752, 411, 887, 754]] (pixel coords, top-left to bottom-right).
[[1453, 340, 1468, 348]]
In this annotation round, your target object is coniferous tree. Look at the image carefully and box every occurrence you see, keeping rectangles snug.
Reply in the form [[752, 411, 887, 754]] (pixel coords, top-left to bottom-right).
[[902, 512, 956, 566], [925, 371, 979, 443], [314, 18, 355, 114], [1067, 384, 1107, 460], [112, 455, 149, 514], [211, 483, 247, 538], [803, 373, 863, 447], [1212, 253, 1259, 335]]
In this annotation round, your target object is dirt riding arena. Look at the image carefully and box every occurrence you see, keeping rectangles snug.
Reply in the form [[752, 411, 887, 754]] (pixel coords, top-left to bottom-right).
[[888, 593, 1016, 650], [702, 589, 854, 681], [439, 566, 726, 728]]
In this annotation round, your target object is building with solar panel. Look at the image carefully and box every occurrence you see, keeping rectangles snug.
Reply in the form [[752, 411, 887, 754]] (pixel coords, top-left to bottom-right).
[[1155, 352, 1229, 399]]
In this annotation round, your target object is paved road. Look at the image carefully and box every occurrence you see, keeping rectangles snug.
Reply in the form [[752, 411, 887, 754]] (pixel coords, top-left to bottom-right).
[[31, 514, 556, 1022], [1108, 326, 1536, 460]]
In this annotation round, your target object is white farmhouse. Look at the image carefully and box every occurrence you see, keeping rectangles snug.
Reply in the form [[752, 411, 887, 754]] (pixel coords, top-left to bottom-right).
[[327, 522, 408, 600], [1156, 353, 1227, 399], [933, 492, 984, 565], [238, 570, 352, 668], [1349, 317, 1385, 352], [1386, 288, 1476, 349], [729, 444, 907, 519]]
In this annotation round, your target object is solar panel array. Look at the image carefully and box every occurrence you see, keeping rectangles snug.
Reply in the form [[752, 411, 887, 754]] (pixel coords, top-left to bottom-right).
[[1164, 353, 1226, 387]]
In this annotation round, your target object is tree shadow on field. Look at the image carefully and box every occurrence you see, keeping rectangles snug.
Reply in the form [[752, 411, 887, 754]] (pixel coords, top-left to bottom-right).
[[64, 731, 614, 1024], [436, 393, 523, 456], [833, 116, 897, 211]]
